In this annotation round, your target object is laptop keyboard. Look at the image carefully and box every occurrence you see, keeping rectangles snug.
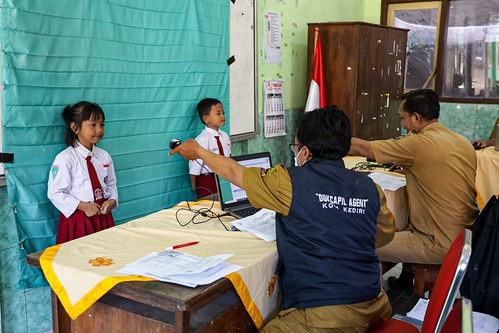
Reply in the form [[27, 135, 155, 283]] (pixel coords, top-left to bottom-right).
[[232, 206, 260, 218]]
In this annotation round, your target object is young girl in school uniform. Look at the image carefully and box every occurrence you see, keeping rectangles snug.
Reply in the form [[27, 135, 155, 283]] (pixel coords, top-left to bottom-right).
[[48, 101, 118, 244]]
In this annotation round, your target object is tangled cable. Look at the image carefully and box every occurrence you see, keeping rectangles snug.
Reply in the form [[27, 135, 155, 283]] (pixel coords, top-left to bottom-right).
[[350, 161, 395, 171], [174, 187, 231, 231]]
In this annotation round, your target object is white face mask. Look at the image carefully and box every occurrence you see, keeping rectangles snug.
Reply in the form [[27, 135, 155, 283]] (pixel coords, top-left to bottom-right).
[[294, 146, 304, 167]]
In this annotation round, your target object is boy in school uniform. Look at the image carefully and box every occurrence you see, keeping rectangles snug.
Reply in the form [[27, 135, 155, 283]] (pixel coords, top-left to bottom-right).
[[189, 98, 231, 198]]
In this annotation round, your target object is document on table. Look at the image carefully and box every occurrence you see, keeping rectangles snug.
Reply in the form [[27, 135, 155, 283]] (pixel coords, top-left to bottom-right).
[[118, 251, 242, 287], [368, 172, 406, 191], [406, 298, 499, 333], [231, 208, 276, 241]]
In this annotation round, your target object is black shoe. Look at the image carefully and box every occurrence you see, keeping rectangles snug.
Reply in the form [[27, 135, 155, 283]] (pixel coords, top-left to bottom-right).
[[387, 271, 414, 292]]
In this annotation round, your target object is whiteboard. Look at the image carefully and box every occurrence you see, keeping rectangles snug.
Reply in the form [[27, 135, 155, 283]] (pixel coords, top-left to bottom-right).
[[229, 0, 258, 140]]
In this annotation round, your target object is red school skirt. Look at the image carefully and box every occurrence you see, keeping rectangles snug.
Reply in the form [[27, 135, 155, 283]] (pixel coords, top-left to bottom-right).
[[56, 209, 115, 244]]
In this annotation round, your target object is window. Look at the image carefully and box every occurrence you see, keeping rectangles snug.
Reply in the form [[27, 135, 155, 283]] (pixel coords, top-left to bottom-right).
[[382, 0, 499, 103]]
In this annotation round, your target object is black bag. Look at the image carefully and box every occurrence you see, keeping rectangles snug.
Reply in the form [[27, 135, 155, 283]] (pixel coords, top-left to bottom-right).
[[460, 195, 499, 318]]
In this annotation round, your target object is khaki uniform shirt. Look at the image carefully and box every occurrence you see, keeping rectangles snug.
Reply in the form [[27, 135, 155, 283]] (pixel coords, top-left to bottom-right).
[[372, 122, 479, 250], [242, 165, 394, 328]]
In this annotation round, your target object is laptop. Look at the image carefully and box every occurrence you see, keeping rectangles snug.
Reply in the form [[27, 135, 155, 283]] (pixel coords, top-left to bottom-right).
[[216, 152, 272, 219]]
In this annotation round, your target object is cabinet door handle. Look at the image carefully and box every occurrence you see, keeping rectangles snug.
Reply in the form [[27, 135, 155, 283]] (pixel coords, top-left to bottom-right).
[[384, 93, 390, 108], [395, 60, 402, 75]]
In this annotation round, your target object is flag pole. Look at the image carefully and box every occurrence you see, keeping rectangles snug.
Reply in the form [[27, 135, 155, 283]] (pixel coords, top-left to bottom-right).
[[312, 27, 318, 65]]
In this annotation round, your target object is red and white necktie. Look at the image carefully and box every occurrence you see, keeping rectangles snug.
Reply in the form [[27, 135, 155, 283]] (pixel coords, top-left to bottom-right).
[[86, 155, 104, 204], [215, 136, 225, 156]]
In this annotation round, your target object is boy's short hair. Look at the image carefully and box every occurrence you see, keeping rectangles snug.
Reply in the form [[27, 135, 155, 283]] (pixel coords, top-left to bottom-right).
[[197, 98, 222, 124]]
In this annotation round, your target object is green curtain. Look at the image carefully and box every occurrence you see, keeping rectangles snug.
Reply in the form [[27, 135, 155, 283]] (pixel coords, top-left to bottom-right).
[[1, 0, 230, 288]]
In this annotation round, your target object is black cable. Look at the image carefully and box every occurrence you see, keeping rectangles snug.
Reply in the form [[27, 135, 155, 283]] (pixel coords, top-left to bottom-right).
[[195, 160, 212, 175], [350, 161, 395, 171], [174, 188, 232, 231]]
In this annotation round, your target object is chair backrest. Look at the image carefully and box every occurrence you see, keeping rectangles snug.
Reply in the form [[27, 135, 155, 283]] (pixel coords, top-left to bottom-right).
[[440, 297, 474, 333], [421, 229, 472, 333]]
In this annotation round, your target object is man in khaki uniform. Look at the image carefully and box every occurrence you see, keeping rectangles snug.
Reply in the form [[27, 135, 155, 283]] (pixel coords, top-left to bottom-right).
[[349, 89, 479, 290], [171, 106, 395, 332]]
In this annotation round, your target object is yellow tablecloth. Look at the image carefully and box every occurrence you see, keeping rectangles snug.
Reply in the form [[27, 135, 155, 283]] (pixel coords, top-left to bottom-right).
[[39, 201, 279, 330], [475, 147, 499, 209]]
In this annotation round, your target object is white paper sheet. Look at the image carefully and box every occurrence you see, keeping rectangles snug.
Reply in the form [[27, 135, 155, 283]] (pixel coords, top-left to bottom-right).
[[117, 251, 240, 287], [147, 261, 243, 288], [231, 208, 276, 241], [406, 298, 428, 321], [472, 311, 499, 333], [368, 172, 407, 191]]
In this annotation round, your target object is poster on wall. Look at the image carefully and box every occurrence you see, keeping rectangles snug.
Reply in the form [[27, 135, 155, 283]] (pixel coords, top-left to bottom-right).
[[263, 80, 285, 138], [262, 10, 281, 64]]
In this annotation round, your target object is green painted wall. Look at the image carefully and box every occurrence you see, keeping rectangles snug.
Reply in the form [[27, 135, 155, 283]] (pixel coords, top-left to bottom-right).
[[257, 0, 374, 110], [233, 0, 380, 166], [233, 0, 497, 165]]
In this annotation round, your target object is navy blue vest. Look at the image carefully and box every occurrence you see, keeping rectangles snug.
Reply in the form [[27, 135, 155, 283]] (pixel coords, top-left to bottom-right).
[[276, 158, 381, 309]]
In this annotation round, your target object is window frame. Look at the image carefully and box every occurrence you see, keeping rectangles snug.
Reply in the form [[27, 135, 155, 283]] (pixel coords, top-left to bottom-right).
[[381, 0, 499, 104]]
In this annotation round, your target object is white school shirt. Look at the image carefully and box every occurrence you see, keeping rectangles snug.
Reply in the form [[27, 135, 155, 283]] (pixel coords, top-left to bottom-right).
[[47, 142, 118, 218], [188, 127, 231, 175]]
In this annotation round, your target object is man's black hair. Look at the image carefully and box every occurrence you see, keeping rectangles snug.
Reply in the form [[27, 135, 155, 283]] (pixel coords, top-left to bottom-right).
[[401, 89, 440, 121], [296, 105, 351, 160]]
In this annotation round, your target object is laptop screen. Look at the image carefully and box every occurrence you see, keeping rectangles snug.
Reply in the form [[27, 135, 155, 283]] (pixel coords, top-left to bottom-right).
[[216, 152, 272, 209]]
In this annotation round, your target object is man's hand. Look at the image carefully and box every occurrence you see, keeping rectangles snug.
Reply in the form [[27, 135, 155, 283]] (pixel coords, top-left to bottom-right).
[[168, 139, 201, 160], [471, 139, 488, 149], [168, 138, 245, 189]]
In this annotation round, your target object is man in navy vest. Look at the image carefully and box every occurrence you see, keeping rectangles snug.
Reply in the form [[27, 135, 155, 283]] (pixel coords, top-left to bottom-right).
[[170, 106, 395, 332]]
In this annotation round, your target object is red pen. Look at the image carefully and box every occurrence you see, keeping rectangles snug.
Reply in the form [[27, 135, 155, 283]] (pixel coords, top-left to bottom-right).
[[165, 241, 199, 251]]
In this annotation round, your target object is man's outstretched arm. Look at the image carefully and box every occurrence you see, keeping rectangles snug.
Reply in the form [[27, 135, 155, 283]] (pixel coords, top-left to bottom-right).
[[349, 138, 375, 160], [169, 139, 245, 189]]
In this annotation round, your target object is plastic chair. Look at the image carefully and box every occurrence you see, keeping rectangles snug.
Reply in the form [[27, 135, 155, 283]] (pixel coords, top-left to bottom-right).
[[368, 229, 472, 333]]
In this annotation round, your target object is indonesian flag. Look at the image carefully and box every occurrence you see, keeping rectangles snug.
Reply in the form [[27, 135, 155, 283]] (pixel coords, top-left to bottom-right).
[[305, 27, 326, 112]]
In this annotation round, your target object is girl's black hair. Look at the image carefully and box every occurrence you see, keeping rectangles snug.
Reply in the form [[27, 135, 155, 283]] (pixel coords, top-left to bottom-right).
[[62, 101, 105, 147]]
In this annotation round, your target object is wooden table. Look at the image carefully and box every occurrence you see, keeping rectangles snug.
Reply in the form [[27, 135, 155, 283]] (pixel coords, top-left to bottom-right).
[[27, 249, 257, 333], [25, 201, 278, 333]]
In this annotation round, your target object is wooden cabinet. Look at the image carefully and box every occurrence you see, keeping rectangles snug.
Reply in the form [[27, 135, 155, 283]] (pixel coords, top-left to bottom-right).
[[306, 22, 408, 140]]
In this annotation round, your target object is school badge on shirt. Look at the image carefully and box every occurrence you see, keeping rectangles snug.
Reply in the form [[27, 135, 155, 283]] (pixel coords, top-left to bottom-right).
[[94, 188, 103, 201], [51, 166, 59, 180]]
